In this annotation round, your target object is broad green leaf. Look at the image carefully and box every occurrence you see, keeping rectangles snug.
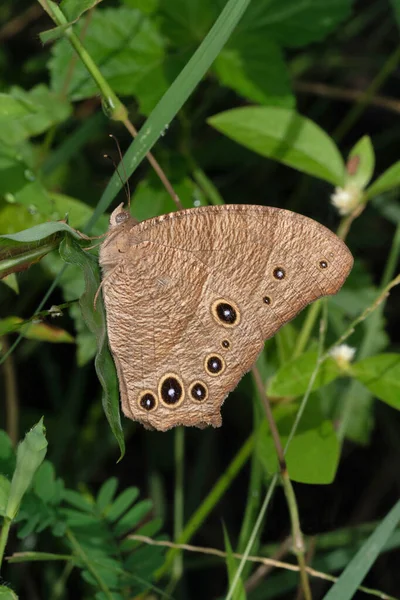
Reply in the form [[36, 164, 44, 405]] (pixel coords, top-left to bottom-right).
[[345, 135, 375, 190], [366, 160, 400, 198], [49, 8, 167, 110], [267, 351, 342, 397], [0, 316, 74, 343], [0, 475, 11, 516], [239, 0, 354, 48], [223, 526, 246, 600], [0, 222, 82, 243], [256, 398, 340, 484], [59, 235, 125, 459], [90, 0, 252, 224], [352, 353, 400, 410], [33, 461, 57, 503], [323, 500, 400, 600], [6, 418, 48, 520], [214, 37, 293, 107], [123, 0, 159, 14], [208, 107, 345, 186], [0, 85, 71, 145], [0, 93, 31, 118], [0, 222, 82, 279], [0, 586, 18, 599], [62, 0, 103, 21]]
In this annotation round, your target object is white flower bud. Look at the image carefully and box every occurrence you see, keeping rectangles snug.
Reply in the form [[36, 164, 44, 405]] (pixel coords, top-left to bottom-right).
[[329, 344, 356, 369], [330, 185, 361, 216]]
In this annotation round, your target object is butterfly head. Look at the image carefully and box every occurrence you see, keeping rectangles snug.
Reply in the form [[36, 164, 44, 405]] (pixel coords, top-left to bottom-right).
[[108, 203, 138, 229], [99, 203, 138, 272]]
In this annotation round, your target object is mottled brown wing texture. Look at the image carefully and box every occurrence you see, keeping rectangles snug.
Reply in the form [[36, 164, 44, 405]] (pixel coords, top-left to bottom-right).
[[99, 204, 353, 431]]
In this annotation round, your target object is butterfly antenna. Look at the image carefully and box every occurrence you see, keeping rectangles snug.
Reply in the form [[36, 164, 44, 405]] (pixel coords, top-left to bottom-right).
[[109, 133, 131, 208], [104, 151, 131, 208]]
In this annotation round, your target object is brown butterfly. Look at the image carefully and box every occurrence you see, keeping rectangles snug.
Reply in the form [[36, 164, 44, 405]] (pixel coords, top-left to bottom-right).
[[99, 203, 353, 431]]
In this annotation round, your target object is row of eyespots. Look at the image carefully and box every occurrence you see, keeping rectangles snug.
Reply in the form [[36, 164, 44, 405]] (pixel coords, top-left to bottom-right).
[[138, 350, 229, 413]]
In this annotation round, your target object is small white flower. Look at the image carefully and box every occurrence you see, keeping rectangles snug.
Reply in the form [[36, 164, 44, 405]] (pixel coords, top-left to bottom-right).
[[330, 344, 356, 367], [330, 185, 361, 216]]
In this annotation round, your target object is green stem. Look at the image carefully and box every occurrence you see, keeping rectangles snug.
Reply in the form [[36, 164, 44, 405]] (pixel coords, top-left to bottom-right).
[[44, 2, 127, 121], [226, 474, 278, 600], [334, 45, 400, 141], [281, 474, 312, 600], [156, 433, 254, 579], [66, 528, 113, 600], [337, 223, 400, 441], [294, 301, 322, 358], [0, 517, 12, 570], [172, 427, 185, 582]]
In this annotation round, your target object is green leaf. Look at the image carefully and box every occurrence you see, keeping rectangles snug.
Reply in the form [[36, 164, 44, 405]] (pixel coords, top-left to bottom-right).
[[208, 107, 345, 186], [352, 353, 400, 410], [1, 274, 19, 294], [345, 135, 375, 190], [106, 487, 139, 522], [240, 0, 354, 48], [323, 500, 400, 600], [366, 160, 400, 198], [257, 398, 340, 484], [49, 8, 167, 110], [0, 475, 11, 517], [59, 235, 125, 459], [63, 489, 94, 513], [96, 478, 118, 513], [0, 221, 82, 243], [6, 418, 48, 520], [113, 500, 153, 536], [61, 0, 103, 21], [214, 36, 293, 107], [0, 316, 74, 343], [223, 525, 246, 600], [0, 85, 71, 145], [90, 0, 252, 225], [0, 222, 83, 279], [267, 351, 342, 397], [0, 586, 18, 599], [33, 461, 57, 503]]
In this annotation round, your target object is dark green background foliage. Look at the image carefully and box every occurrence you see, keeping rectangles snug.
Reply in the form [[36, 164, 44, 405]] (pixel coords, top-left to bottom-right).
[[0, 0, 400, 598]]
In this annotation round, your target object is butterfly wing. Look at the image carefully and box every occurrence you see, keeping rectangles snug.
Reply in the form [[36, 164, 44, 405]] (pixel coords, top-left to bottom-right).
[[101, 205, 353, 431]]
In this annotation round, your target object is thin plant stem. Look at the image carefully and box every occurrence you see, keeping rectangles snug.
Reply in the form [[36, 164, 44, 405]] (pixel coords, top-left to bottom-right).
[[156, 433, 254, 579], [337, 224, 400, 441], [252, 366, 312, 600], [65, 528, 113, 600], [333, 45, 400, 141], [40, 1, 182, 211], [1, 337, 19, 446], [123, 119, 183, 210], [171, 427, 185, 584], [130, 534, 397, 600], [0, 518, 11, 571], [294, 301, 321, 358], [50, 561, 74, 600], [225, 474, 279, 600]]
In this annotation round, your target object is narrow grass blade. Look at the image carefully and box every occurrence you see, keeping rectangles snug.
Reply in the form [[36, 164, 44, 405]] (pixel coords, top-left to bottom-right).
[[323, 499, 400, 600], [88, 0, 252, 228]]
